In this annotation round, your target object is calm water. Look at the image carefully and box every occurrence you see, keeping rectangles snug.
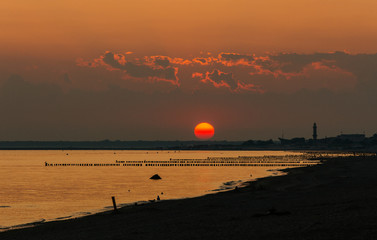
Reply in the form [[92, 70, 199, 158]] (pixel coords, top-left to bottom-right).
[[0, 150, 303, 230]]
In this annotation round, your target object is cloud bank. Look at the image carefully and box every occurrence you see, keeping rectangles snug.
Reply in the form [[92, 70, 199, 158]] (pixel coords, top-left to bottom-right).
[[76, 51, 373, 93], [0, 73, 376, 141], [1, 51, 377, 140]]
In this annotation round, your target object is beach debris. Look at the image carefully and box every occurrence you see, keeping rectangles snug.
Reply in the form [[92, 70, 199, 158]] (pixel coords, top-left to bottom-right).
[[149, 199, 156, 203], [253, 207, 291, 217], [150, 174, 161, 180]]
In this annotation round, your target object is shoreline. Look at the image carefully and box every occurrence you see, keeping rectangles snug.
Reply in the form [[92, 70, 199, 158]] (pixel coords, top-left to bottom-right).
[[0, 171, 264, 232], [1, 150, 309, 232], [2, 155, 377, 239]]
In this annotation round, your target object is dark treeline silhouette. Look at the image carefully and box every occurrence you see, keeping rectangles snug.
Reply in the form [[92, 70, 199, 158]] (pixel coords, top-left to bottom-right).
[[0, 140, 243, 150], [1, 123, 376, 151], [1, 134, 377, 150]]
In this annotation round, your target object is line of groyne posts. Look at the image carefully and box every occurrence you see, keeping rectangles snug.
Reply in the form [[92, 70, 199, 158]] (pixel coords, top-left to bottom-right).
[[44, 160, 319, 167], [42, 153, 377, 168]]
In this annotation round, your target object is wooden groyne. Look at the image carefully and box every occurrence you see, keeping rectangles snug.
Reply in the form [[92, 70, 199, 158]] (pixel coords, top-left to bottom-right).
[[44, 162, 316, 167], [44, 155, 321, 167], [44, 162, 141, 167]]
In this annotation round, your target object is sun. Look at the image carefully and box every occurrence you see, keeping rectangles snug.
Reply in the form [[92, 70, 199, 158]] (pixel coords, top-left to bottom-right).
[[194, 122, 215, 140]]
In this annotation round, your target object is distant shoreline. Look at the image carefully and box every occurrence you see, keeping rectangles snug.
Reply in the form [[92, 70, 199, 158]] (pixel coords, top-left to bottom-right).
[[0, 140, 374, 151], [0, 147, 313, 150]]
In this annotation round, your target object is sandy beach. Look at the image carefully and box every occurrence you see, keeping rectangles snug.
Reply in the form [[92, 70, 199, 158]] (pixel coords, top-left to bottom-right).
[[2, 154, 377, 240]]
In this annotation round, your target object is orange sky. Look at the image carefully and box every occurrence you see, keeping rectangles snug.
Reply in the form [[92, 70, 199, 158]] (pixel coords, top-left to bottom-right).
[[1, 1, 377, 140], [2, 0, 377, 59]]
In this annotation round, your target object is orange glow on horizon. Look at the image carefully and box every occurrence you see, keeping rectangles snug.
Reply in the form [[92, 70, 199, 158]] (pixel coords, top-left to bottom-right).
[[194, 122, 215, 140]]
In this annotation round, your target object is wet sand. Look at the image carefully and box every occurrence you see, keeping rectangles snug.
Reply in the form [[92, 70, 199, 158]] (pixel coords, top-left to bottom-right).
[[2, 155, 377, 240]]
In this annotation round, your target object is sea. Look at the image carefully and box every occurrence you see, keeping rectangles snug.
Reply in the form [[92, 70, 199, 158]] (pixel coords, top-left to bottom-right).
[[0, 150, 306, 231]]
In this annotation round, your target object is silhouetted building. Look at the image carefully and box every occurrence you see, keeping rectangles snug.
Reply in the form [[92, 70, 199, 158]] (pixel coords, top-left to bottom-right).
[[336, 134, 365, 142], [371, 134, 377, 140], [313, 123, 317, 141], [279, 137, 306, 146]]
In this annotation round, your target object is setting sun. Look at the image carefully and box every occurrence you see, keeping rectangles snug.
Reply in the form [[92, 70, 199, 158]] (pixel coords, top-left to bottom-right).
[[194, 122, 215, 140]]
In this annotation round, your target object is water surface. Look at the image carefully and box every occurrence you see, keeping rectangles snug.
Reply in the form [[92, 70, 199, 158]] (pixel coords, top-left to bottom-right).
[[0, 150, 303, 230]]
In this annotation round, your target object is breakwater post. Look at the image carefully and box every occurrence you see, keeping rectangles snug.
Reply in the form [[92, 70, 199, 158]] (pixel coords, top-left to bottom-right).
[[111, 196, 118, 213]]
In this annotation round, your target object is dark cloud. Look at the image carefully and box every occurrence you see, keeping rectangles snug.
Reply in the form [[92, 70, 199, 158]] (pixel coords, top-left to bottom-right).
[[102, 52, 179, 85], [219, 53, 254, 62], [103, 52, 124, 69], [79, 51, 377, 94], [207, 69, 238, 90], [125, 62, 177, 80], [196, 58, 207, 63], [153, 58, 170, 68], [192, 57, 212, 65], [271, 51, 377, 75], [270, 52, 377, 90], [4, 51, 377, 141]]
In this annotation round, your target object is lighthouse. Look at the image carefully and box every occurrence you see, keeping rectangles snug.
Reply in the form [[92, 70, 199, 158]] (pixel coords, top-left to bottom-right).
[[313, 122, 317, 141]]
